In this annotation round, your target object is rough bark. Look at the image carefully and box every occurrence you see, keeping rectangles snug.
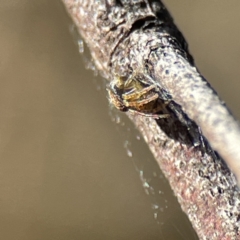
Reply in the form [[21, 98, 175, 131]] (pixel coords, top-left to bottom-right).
[[62, 1, 240, 239]]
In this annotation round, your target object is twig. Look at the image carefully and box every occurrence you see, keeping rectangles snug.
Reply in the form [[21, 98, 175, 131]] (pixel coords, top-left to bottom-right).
[[62, 1, 240, 239]]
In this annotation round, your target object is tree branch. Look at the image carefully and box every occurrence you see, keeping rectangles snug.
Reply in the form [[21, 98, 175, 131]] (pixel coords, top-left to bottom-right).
[[62, 1, 240, 239]]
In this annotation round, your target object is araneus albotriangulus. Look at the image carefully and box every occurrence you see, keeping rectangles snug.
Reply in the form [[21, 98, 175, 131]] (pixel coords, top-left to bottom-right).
[[107, 73, 170, 118]]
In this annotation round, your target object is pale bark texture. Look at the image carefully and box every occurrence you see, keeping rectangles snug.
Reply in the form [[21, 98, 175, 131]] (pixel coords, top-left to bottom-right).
[[62, 1, 240, 239]]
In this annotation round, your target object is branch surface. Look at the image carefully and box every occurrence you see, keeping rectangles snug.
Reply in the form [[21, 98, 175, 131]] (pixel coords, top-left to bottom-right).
[[62, 1, 240, 239]]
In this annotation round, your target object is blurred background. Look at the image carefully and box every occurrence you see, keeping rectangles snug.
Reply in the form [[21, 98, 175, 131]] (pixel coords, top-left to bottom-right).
[[0, 1, 239, 239]]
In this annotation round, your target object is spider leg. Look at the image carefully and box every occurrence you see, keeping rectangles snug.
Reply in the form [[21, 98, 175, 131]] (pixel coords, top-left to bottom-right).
[[122, 84, 157, 101], [123, 93, 159, 107], [128, 109, 170, 119]]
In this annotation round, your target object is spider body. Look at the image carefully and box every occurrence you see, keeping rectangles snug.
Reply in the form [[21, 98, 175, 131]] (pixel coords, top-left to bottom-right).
[[107, 73, 170, 118]]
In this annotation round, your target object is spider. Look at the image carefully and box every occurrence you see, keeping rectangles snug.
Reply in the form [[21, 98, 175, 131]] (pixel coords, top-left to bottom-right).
[[107, 73, 170, 118]]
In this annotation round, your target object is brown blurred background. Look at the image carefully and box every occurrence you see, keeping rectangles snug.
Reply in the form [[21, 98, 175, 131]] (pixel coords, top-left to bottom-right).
[[0, 1, 239, 239]]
